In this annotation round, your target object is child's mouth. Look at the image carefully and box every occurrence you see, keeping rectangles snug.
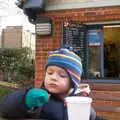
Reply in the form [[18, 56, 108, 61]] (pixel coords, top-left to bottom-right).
[[48, 84, 57, 87]]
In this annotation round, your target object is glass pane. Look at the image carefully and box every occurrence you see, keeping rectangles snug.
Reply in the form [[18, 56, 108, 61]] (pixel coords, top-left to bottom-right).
[[88, 46, 101, 78], [87, 29, 102, 79], [104, 26, 120, 79]]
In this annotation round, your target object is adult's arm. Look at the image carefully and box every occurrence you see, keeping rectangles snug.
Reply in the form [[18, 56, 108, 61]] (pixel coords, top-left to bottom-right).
[[0, 87, 49, 119], [0, 89, 28, 118], [90, 107, 96, 120]]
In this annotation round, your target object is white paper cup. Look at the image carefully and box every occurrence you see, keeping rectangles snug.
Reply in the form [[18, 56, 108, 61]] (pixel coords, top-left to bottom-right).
[[65, 96, 92, 120]]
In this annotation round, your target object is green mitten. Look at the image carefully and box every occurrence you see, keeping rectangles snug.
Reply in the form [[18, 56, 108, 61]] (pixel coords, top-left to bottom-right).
[[25, 88, 49, 109]]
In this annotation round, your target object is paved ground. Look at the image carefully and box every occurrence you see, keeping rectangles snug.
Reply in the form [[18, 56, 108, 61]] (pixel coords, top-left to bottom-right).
[[0, 81, 18, 88]]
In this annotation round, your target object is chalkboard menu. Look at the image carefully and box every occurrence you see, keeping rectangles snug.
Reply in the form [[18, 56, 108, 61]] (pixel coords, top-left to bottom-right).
[[63, 21, 86, 48], [63, 21, 88, 77]]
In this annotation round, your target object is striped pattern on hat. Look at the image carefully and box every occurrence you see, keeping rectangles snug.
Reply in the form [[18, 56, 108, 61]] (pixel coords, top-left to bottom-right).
[[46, 47, 83, 91]]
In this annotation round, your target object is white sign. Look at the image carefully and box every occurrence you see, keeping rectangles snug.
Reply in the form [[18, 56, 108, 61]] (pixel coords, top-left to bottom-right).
[[35, 23, 52, 35]]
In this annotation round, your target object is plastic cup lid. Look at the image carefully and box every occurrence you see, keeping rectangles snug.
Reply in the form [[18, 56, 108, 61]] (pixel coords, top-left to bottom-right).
[[65, 96, 92, 103]]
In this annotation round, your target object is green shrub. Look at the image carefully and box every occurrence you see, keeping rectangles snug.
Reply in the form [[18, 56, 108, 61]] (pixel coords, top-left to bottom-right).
[[0, 47, 34, 87]]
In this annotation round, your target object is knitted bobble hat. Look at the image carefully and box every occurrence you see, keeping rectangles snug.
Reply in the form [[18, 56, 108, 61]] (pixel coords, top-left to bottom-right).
[[45, 46, 83, 93]]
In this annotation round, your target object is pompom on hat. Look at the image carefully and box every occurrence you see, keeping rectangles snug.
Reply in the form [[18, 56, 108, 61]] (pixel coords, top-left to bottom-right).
[[45, 46, 83, 92]]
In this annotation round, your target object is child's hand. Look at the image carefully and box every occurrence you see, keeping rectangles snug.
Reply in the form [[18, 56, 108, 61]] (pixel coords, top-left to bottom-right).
[[75, 84, 91, 96], [79, 84, 91, 94], [25, 88, 49, 109]]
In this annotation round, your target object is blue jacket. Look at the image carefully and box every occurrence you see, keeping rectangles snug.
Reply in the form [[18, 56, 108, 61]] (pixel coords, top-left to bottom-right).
[[0, 88, 98, 120]]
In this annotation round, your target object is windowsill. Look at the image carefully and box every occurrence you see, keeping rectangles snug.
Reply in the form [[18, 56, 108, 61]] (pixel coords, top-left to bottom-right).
[[82, 79, 120, 83]]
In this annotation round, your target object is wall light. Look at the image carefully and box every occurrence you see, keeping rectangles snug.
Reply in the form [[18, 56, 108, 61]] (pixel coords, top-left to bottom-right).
[[35, 18, 52, 35]]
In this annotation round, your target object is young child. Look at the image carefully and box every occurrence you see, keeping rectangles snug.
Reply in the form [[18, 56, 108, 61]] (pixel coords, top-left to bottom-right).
[[0, 47, 96, 120]]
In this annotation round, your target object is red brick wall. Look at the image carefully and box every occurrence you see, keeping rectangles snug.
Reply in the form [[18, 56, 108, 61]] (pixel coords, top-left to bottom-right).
[[35, 6, 120, 88]]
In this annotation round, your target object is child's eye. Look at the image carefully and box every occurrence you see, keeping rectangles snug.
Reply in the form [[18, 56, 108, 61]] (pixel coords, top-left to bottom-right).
[[47, 71, 53, 75], [59, 73, 67, 78]]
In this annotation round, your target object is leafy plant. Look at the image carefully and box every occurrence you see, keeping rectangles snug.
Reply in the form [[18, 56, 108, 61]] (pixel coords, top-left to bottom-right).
[[0, 47, 34, 87]]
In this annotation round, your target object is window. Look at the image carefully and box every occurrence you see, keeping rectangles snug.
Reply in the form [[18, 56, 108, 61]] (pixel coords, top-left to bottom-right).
[[88, 25, 120, 79], [63, 21, 120, 80]]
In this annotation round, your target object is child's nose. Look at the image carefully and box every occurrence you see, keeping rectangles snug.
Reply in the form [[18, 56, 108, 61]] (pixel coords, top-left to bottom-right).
[[51, 72, 59, 81]]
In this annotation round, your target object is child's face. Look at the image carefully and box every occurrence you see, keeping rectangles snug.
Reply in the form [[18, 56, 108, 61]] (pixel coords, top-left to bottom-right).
[[44, 65, 71, 94]]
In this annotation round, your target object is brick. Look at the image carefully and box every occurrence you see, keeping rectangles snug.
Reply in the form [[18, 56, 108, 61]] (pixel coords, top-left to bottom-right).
[[97, 111, 120, 120], [92, 90, 120, 101], [92, 100, 120, 113], [88, 83, 120, 91]]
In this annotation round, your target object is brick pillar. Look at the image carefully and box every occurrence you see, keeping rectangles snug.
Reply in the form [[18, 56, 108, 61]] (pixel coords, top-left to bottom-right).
[[35, 18, 62, 88]]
